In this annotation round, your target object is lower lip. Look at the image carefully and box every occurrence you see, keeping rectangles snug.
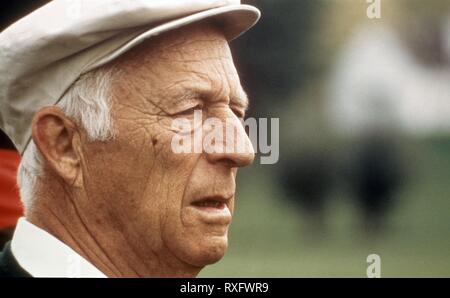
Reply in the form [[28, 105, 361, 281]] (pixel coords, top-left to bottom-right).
[[187, 203, 232, 225]]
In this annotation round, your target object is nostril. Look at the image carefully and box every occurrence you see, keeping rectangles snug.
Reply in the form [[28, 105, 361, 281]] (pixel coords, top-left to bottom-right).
[[209, 151, 255, 168]]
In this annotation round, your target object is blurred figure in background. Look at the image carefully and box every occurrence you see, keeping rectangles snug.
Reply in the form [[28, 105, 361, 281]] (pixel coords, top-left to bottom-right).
[[327, 6, 450, 233], [280, 149, 335, 236], [0, 131, 22, 249], [347, 134, 405, 234]]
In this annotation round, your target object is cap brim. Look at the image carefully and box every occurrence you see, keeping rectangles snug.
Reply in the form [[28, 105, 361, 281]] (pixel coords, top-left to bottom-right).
[[87, 4, 260, 72]]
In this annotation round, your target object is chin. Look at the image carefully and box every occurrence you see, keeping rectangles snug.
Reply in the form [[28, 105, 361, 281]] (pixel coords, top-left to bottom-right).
[[184, 234, 229, 267]]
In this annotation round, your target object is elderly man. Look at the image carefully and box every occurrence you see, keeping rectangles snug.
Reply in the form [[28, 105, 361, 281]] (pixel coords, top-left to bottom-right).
[[0, 0, 259, 277]]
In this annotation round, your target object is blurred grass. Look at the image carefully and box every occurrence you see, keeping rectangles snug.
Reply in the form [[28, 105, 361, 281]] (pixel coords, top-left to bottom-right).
[[199, 138, 450, 277]]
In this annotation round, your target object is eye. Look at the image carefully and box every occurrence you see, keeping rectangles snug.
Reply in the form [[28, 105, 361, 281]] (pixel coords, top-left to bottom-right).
[[177, 103, 203, 116], [231, 107, 245, 119]]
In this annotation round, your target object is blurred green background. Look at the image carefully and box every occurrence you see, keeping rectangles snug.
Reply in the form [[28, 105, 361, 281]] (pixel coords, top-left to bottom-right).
[[200, 0, 450, 277]]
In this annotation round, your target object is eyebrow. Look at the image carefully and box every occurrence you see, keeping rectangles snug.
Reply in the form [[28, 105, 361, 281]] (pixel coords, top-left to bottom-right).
[[231, 88, 249, 111]]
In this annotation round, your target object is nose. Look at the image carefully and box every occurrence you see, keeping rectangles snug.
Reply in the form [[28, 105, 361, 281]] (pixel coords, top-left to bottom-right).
[[205, 116, 255, 168], [207, 148, 255, 168]]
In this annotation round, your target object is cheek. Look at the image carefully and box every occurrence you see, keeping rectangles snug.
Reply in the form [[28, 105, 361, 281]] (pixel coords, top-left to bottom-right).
[[81, 120, 186, 216], [117, 123, 200, 234]]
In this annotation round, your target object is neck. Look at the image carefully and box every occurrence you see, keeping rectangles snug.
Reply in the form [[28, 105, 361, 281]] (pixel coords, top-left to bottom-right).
[[26, 184, 201, 277]]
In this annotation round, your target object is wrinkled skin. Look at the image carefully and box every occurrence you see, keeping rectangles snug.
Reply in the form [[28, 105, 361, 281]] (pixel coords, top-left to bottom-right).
[[29, 22, 254, 277]]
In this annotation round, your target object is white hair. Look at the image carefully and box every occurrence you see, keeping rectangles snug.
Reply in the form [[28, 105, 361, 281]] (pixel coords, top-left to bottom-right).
[[17, 66, 118, 209]]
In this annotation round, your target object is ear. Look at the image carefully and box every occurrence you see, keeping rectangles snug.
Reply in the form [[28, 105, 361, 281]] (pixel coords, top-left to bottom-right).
[[31, 106, 83, 188]]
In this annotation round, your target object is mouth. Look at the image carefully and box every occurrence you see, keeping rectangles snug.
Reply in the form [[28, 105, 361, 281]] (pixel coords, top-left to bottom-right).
[[192, 197, 227, 209], [188, 195, 233, 225]]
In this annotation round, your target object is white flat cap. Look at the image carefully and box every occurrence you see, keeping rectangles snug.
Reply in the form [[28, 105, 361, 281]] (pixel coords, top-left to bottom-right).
[[0, 0, 260, 154]]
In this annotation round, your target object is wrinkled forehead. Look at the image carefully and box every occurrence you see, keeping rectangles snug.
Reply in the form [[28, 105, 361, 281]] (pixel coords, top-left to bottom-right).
[[114, 21, 232, 71], [110, 21, 245, 107]]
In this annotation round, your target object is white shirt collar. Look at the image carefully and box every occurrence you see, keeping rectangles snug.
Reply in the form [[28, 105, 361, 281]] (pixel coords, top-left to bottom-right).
[[11, 217, 106, 278]]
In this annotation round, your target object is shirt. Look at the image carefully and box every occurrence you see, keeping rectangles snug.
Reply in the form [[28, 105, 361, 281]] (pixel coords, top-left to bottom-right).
[[10, 217, 106, 277]]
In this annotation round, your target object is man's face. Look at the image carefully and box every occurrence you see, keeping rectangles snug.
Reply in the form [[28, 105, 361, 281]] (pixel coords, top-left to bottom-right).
[[77, 23, 254, 275]]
